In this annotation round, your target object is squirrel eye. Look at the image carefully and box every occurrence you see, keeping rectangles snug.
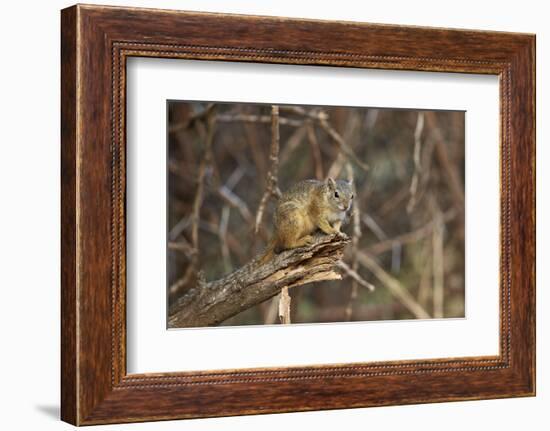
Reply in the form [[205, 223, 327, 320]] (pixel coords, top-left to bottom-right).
[[334, 191, 339, 198], [351, 194, 354, 199]]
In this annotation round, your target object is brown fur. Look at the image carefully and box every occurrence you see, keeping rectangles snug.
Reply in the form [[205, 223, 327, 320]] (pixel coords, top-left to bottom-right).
[[260, 178, 354, 263]]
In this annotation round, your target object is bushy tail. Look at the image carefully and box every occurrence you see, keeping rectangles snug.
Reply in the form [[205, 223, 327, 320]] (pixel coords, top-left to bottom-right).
[[258, 237, 277, 265]]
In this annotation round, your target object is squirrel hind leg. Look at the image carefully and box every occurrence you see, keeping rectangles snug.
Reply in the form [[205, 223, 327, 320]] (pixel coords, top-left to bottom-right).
[[275, 210, 306, 250]]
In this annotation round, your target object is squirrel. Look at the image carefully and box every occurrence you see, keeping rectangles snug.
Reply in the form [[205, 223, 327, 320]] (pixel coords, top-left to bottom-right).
[[259, 177, 354, 264]]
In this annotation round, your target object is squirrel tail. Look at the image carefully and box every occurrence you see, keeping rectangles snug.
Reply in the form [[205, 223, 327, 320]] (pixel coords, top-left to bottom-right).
[[258, 237, 277, 265]]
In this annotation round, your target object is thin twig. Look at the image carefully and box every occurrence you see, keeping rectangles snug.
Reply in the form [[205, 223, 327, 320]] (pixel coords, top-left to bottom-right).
[[319, 117, 370, 173], [168, 103, 215, 133], [362, 214, 388, 241], [345, 164, 362, 320], [407, 112, 425, 213], [306, 121, 324, 180], [431, 199, 445, 318], [391, 242, 402, 273], [417, 240, 433, 309], [284, 106, 369, 174], [170, 108, 216, 296], [280, 106, 328, 121], [191, 112, 215, 248], [243, 117, 267, 181], [365, 209, 456, 255], [216, 113, 303, 127], [218, 186, 253, 223], [425, 112, 465, 210], [357, 251, 431, 319], [224, 165, 246, 190], [254, 105, 282, 234], [168, 216, 191, 241], [219, 206, 232, 273], [168, 239, 196, 260], [279, 125, 308, 166], [337, 261, 375, 292], [327, 111, 362, 179]]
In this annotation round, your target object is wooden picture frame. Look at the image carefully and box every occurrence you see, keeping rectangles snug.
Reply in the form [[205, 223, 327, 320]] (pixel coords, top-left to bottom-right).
[[61, 4, 535, 425]]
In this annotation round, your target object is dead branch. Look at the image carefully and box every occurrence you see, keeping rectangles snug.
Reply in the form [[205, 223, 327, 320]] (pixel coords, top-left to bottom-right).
[[425, 112, 465, 210], [278, 288, 292, 324], [219, 206, 232, 273], [282, 106, 369, 174], [168, 239, 196, 260], [191, 113, 214, 246], [168, 215, 191, 241], [216, 113, 303, 127], [244, 119, 267, 180], [417, 241, 433, 309], [362, 214, 388, 241], [327, 111, 362, 179], [407, 112, 425, 213], [337, 261, 375, 292], [169, 108, 216, 296], [254, 106, 282, 234], [344, 163, 362, 320], [168, 103, 216, 133], [356, 251, 431, 319], [318, 117, 370, 173], [217, 167, 269, 243], [430, 197, 445, 318], [306, 121, 324, 180], [168, 234, 350, 328], [365, 208, 456, 256], [218, 186, 253, 223], [279, 125, 308, 166], [280, 105, 328, 122]]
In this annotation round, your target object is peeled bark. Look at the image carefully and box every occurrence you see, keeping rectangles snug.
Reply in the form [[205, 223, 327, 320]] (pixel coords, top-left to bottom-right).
[[168, 233, 350, 328]]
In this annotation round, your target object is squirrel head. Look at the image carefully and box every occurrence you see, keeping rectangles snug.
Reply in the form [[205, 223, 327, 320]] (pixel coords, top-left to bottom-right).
[[325, 177, 354, 213]]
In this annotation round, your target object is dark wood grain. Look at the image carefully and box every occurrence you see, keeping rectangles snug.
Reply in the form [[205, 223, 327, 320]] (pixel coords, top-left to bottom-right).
[[60, 6, 77, 425], [61, 4, 535, 425]]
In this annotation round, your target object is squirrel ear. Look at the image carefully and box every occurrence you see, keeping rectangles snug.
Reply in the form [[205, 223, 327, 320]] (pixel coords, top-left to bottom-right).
[[326, 177, 336, 190]]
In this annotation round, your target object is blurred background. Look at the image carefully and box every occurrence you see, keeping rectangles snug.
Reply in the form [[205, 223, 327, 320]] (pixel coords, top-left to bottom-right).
[[167, 101, 465, 326]]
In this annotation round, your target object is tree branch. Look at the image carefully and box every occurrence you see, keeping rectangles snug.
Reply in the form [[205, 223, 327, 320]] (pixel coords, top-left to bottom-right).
[[168, 233, 350, 328], [254, 105, 282, 234], [356, 251, 431, 319], [169, 108, 216, 296], [425, 112, 465, 210]]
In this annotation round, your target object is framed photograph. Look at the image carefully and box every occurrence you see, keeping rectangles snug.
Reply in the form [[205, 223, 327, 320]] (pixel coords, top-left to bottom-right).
[[61, 4, 535, 425]]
